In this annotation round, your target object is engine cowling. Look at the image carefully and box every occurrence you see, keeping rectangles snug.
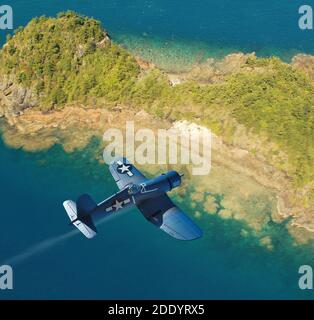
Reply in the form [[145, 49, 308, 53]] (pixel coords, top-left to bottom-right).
[[164, 170, 182, 189], [134, 170, 182, 202]]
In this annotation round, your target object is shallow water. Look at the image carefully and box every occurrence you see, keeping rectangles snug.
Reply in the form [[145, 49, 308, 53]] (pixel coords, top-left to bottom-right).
[[0, 137, 313, 299], [1, 0, 314, 299], [2, 0, 314, 70]]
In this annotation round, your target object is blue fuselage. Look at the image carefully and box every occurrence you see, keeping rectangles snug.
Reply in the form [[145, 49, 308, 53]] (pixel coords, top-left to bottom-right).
[[90, 171, 182, 221]]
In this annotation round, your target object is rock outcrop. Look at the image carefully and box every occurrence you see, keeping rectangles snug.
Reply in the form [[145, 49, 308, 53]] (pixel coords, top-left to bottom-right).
[[291, 54, 314, 80], [0, 75, 38, 118], [166, 52, 257, 84]]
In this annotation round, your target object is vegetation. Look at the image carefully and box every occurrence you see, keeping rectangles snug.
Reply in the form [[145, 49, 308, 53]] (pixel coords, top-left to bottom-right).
[[0, 12, 313, 203], [0, 11, 140, 109], [125, 58, 314, 196]]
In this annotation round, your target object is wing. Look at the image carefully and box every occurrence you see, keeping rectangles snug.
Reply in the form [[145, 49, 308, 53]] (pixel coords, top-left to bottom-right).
[[109, 157, 147, 190], [137, 194, 203, 241]]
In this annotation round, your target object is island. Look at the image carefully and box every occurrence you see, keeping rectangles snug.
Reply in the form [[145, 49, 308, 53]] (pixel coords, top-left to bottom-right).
[[0, 11, 313, 245]]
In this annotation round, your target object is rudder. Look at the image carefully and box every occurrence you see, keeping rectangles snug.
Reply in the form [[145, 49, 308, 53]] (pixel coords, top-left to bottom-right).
[[77, 194, 97, 217]]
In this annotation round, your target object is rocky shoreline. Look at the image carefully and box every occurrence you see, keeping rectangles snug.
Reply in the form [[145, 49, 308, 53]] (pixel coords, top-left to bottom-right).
[[0, 49, 314, 244], [0, 102, 313, 244], [167, 52, 314, 85]]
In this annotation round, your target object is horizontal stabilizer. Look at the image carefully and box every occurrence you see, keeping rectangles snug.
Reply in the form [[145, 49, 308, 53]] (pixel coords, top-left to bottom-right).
[[63, 200, 97, 239]]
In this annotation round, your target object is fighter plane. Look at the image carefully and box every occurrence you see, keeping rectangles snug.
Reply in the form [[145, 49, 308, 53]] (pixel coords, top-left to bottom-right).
[[63, 157, 203, 241]]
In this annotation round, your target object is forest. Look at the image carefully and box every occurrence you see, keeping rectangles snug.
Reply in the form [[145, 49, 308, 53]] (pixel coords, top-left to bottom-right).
[[0, 11, 313, 205]]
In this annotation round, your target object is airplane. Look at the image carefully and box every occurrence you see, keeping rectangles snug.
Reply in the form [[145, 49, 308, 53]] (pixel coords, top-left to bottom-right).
[[63, 157, 203, 241]]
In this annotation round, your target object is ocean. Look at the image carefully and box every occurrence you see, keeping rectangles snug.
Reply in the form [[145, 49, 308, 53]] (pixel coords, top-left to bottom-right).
[[0, 0, 314, 299], [2, 0, 314, 69], [0, 137, 313, 299]]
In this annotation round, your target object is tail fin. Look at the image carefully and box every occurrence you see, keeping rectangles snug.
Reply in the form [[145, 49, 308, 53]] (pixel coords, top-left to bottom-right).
[[77, 194, 97, 217], [63, 195, 97, 239]]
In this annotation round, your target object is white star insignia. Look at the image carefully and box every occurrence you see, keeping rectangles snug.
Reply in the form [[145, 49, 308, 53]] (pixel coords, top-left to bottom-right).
[[119, 164, 131, 173], [117, 162, 133, 176], [112, 200, 123, 211]]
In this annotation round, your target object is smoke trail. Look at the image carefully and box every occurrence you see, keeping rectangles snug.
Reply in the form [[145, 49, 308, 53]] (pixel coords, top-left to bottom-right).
[[3, 229, 79, 266], [2, 210, 128, 267]]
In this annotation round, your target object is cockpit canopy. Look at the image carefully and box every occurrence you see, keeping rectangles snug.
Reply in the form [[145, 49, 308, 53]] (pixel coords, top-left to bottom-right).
[[127, 184, 140, 195]]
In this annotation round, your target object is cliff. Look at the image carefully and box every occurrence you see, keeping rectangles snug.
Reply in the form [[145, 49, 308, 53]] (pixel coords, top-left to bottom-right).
[[0, 75, 38, 118]]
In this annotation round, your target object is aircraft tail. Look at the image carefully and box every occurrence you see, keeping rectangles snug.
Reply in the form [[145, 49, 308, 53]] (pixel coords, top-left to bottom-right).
[[63, 194, 98, 239]]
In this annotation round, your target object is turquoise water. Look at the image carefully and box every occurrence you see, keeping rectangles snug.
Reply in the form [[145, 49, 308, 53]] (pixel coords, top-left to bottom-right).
[[1, 0, 314, 67], [0, 137, 313, 299], [0, 0, 314, 299]]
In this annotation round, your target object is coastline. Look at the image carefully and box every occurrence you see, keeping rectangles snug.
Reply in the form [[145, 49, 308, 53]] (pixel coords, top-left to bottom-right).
[[114, 32, 306, 74], [1, 4, 314, 300], [1, 103, 313, 245], [0, 11, 313, 245]]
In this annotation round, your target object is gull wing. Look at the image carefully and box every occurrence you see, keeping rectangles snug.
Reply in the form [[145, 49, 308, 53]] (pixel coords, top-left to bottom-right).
[[109, 157, 147, 190], [137, 194, 203, 241]]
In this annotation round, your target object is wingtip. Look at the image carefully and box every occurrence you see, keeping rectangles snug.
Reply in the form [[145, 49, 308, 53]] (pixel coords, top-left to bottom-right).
[[187, 228, 204, 241]]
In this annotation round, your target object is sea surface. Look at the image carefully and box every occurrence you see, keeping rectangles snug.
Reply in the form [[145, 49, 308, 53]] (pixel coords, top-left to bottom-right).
[[0, 0, 314, 299], [0, 137, 313, 300], [2, 0, 314, 69]]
